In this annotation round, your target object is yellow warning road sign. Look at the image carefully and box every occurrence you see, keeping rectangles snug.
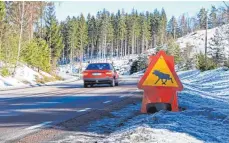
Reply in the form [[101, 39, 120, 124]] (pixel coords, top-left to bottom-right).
[[142, 56, 178, 87]]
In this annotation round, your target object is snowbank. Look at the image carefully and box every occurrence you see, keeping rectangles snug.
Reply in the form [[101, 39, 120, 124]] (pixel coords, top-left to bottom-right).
[[57, 68, 229, 143], [0, 64, 56, 89]]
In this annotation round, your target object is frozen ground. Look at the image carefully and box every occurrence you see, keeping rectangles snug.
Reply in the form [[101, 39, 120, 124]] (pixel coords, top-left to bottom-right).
[[52, 68, 229, 143]]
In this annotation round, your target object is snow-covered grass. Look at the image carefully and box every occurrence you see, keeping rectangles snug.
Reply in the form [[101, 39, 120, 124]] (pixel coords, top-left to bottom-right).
[[0, 64, 57, 89], [57, 68, 229, 143]]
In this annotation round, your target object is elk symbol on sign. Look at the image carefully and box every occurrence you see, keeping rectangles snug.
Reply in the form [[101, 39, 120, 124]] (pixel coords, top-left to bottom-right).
[[153, 70, 173, 85]]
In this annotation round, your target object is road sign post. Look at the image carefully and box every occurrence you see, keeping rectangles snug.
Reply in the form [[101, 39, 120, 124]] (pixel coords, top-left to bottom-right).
[[138, 50, 183, 113]]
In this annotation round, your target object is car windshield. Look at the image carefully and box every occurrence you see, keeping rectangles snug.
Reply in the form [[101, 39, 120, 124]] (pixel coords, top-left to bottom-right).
[[86, 63, 111, 70]]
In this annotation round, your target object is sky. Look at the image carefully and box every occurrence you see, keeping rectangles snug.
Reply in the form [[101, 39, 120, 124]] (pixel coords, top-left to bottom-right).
[[55, 1, 223, 22]]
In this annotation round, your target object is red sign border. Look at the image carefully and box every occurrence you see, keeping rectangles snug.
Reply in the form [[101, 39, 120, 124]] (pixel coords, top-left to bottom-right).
[[137, 50, 183, 91]]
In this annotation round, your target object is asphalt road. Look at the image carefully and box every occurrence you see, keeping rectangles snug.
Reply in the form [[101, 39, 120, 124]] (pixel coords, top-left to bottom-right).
[[0, 76, 141, 143]]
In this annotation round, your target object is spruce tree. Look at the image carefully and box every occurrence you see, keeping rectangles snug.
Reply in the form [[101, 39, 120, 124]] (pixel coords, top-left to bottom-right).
[[45, 4, 64, 72], [198, 8, 207, 29], [209, 5, 218, 28]]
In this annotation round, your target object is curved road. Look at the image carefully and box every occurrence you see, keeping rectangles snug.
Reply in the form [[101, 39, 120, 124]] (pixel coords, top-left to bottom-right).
[[0, 76, 141, 143]]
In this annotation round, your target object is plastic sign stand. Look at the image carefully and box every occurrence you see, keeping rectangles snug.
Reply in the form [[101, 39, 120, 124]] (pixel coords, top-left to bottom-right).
[[138, 50, 183, 113]]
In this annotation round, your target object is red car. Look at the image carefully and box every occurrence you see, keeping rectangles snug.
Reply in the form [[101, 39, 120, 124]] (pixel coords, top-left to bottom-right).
[[82, 63, 119, 88]]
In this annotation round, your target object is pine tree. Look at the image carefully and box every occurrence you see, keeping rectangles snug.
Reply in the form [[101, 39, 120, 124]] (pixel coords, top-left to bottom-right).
[[60, 20, 69, 64], [167, 16, 178, 39], [179, 14, 188, 36], [22, 38, 50, 72], [68, 16, 79, 64], [209, 5, 218, 28], [78, 14, 88, 70], [87, 14, 96, 59], [158, 8, 167, 45], [150, 9, 160, 48], [208, 28, 226, 66], [166, 39, 181, 64], [45, 4, 64, 72], [106, 15, 114, 57], [198, 8, 207, 29], [140, 13, 150, 53], [117, 13, 126, 57], [110, 13, 117, 57]]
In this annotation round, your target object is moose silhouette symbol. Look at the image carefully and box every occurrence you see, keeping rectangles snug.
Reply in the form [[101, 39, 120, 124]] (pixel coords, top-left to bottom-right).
[[153, 70, 173, 85]]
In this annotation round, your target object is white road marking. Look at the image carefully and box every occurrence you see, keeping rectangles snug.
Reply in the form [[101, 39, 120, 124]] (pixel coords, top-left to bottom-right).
[[103, 100, 112, 104], [77, 108, 91, 112], [25, 121, 52, 130], [0, 111, 20, 117], [119, 95, 125, 98]]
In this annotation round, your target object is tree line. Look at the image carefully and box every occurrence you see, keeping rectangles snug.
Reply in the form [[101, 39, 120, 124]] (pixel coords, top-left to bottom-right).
[[0, 1, 229, 76]]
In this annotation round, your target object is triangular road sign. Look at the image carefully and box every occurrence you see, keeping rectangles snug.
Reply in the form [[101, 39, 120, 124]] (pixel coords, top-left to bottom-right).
[[138, 50, 183, 91]]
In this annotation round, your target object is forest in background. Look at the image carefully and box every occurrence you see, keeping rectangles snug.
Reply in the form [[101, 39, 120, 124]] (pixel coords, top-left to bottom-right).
[[0, 1, 229, 76]]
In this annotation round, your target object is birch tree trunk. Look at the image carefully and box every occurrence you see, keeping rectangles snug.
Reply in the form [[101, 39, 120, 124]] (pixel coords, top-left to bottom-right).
[[14, 1, 25, 76]]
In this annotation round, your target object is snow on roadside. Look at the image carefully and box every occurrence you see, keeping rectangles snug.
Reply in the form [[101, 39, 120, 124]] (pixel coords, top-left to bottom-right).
[[0, 64, 57, 89], [14, 65, 43, 85], [55, 68, 229, 143], [0, 76, 25, 87]]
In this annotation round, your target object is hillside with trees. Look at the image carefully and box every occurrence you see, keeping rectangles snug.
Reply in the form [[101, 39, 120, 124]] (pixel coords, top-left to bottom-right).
[[0, 1, 229, 77]]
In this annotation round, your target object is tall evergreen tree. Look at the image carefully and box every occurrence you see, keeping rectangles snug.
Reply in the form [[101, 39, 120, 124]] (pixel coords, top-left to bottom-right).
[[140, 13, 150, 53], [198, 8, 207, 29], [78, 14, 88, 69], [117, 13, 126, 57], [106, 15, 114, 57], [167, 16, 178, 39], [179, 14, 188, 36], [150, 9, 160, 48], [159, 8, 167, 45], [87, 14, 96, 58], [45, 4, 64, 72], [209, 5, 218, 28]]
